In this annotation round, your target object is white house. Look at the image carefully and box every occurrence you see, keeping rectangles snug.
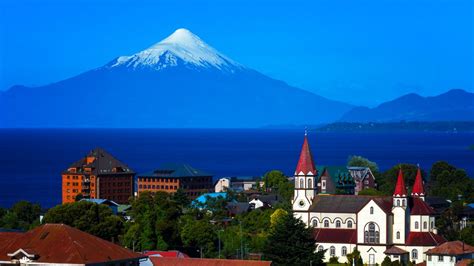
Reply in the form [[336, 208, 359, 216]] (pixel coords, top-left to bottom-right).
[[425, 241, 474, 266], [292, 133, 447, 265]]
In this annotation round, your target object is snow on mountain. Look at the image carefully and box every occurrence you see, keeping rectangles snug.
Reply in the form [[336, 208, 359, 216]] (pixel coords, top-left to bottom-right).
[[108, 28, 243, 72]]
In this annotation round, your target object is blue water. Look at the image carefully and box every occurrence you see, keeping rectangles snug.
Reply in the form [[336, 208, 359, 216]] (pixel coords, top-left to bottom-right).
[[0, 129, 472, 208]]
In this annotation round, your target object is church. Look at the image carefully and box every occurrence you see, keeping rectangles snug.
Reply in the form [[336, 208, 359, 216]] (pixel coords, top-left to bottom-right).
[[292, 134, 446, 265]]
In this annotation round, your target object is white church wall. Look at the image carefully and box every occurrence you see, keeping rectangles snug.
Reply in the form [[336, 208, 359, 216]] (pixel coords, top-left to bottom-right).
[[358, 245, 387, 265], [309, 212, 356, 229], [410, 215, 432, 232], [357, 200, 389, 244], [317, 243, 356, 263]]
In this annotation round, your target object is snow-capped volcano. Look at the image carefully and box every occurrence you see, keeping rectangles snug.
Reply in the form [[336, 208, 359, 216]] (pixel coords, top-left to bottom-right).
[[108, 28, 242, 72]]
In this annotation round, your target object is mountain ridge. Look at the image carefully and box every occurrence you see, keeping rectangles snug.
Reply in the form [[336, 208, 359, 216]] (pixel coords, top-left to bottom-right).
[[339, 89, 474, 122]]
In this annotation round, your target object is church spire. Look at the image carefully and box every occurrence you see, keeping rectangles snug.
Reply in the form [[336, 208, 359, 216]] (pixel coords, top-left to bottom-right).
[[411, 166, 425, 197], [393, 168, 407, 197], [295, 133, 316, 175]]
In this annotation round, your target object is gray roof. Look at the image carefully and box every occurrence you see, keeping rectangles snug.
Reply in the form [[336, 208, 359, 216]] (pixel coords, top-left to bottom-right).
[[65, 148, 134, 175], [310, 195, 374, 213], [138, 163, 212, 178]]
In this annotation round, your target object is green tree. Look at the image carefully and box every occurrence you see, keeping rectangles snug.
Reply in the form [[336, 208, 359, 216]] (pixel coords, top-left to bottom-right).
[[429, 161, 474, 202], [270, 208, 287, 228], [460, 226, 474, 245], [263, 212, 324, 265], [172, 188, 190, 209], [382, 256, 392, 266], [328, 256, 339, 264], [377, 164, 420, 196], [358, 188, 386, 196], [10, 201, 42, 230], [262, 170, 294, 209], [180, 215, 217, 257], [347, 249, 363, 266], [43, 201, 123, 242], [348, 155, 379, 173]]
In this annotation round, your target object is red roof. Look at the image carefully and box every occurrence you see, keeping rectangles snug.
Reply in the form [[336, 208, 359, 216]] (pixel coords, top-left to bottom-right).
[[426, 241, 474, 256], [0, 224, 145, 264], [411, 198, 435, 215], [373, 197, 394, 213], [149, 257, 272, 266], [406, 232, 446, 246], [295, 135, 316, 175], [385, 246, 408, 255], [313, 228, 357, 244], [0, 232, 22, 247], [145, 250, 189, 258], [412, 168, 425, 197], [393, 168, 407, 197]]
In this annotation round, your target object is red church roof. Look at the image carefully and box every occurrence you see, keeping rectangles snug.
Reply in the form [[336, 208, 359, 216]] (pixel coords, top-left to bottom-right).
[[406, 231, 446, 246], [412, 167, 425, 197], [411, 197, 435, 215], [0, 224, 145, 264], [313, 228, 357, 244], [393, 168, 407, 197], [295, 135, 316, 175]]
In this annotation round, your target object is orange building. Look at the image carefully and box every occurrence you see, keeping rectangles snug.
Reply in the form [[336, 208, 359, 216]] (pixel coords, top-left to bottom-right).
[[136, 163, 213, 198], [62, 148, 135, 204]]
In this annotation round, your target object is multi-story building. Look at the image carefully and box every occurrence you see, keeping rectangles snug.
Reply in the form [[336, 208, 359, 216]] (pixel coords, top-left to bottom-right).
[[292, 133, 447, 265], [62, 148, 135, 204], [136, 163, 213, 198]]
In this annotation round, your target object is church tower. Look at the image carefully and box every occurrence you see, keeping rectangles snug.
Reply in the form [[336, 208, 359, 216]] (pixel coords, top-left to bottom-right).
[[411, 166, 425, 201], [292, 132, 318, 212], [392, 168, 409, 244]]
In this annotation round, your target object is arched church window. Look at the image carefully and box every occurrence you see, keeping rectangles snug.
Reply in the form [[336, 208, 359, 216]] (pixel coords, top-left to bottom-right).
[[365, 222, 379, 244], [295, 178, 298, 188], [412, 249, 418, 260], [318, 245, 324, 252], [423, 221, 427, 229], [330, 246, 335, 257], [308, 178, 312, 189], [370, 207, 374, 214], [397, 199, 400, 206], [324, 220, 329, 228], [396, 231, 400, 239], [336, 220, 341, 228], [342, 246, 347, 256], [347, 220, 353, 228], [402, 199, 406, 206], [300, 178, 304, 189], [415, 221, 419, 229], [312, 220, 318, 227]]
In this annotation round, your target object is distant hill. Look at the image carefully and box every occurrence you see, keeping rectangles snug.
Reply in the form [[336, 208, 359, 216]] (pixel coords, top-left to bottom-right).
[[315, 121, 474, 133], [339, 89, 474, 122], [0, 28, 352, 128]]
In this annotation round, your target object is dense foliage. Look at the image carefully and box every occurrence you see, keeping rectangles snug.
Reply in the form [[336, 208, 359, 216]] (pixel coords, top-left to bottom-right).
[[0, 201, 42, 230], [262, 212, 324, 265]]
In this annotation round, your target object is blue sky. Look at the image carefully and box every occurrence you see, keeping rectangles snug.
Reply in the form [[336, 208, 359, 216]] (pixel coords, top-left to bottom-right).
[[0, 0, 472, 106]]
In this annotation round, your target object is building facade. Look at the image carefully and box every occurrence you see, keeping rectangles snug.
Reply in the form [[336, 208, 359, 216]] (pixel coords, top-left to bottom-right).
[[62, 148, 135, 204], [292, 134, 446, 265], [136, 163, 213, 198]]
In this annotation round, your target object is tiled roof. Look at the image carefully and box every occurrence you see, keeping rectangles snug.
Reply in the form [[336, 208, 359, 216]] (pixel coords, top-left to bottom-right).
[[425, 241, 474, 256], [385, 246, 408, 255], [310, 195, 391, 213], [295, 135, 316, 175], [406, 232, 446, 246], [411, 198, 435, 215], [149, 257, 272, 266], [393, 168, 408, 197], [65, 148, 134, 175], [313, 228, 357, 244], [0, 224, 145, 264], [144, 250, 189, 258], [138, 163, 212, 178], [0, 232, 22, 247]]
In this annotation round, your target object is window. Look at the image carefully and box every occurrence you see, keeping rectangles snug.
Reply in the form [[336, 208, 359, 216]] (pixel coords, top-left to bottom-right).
[[322, 180, 326, 189], [450, 256, 454, 262], [318, 246, 324, 252], [300, 179, 304, 189], [330, 246, 335, 257], [431, 221, 434, 229], [396, 231, 400, 239], [397, 199, 400, 206], [342, 246, 347, 256], [324, 220, 329, 228], [312, 220, 318, 227], [365, 222, 380, 244], [336, 220, 341, 228], [423, 221, 427, 229], [438, 256, 443, 262], [370, 207, 374, 214], [428, 255, 432, 261], [415, 221, 419, 229], [308, 179, 312, 189], [295, 179, 299, 188], [412, 249, 418, 260], [348, 220, 353, 228], [402, 199, 406, 206]]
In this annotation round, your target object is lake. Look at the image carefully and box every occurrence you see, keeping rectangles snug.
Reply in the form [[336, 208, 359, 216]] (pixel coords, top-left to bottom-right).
[[0, 129, 472, 208]]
